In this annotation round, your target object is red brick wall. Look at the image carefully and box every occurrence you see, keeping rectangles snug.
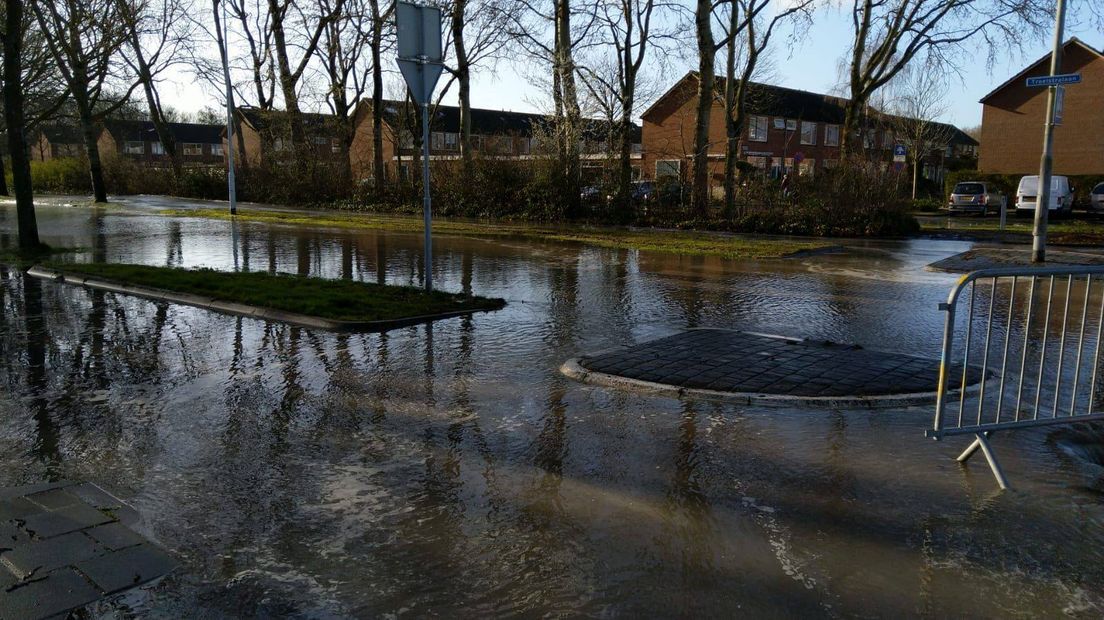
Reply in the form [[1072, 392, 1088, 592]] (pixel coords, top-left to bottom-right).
[[979, 44, 1104, 176]]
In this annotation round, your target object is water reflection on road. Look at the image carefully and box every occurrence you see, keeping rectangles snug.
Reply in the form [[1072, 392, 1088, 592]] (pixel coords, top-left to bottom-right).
[[0, 196, 1102, 616]]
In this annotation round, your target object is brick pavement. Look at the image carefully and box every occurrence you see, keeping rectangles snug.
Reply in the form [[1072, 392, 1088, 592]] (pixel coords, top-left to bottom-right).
[[577, 329, 982, 398], [0, 481, 176, 619]]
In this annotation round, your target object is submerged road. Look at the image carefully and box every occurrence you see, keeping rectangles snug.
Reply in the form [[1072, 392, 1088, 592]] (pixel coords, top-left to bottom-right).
[[0, 195, 1102, 616]]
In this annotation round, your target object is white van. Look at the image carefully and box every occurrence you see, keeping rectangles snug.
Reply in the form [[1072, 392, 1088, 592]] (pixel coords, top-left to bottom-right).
[[1016, 175, 1073, 215]]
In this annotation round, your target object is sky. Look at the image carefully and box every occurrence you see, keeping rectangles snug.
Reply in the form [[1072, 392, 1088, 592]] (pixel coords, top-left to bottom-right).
[[162, 5, 1104, 130]]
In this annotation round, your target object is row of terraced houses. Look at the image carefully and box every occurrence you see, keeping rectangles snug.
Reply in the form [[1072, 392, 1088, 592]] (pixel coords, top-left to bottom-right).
[[53, 49, 1104, 193]]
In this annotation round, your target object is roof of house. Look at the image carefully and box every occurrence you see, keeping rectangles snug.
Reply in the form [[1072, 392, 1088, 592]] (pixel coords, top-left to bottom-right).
[[644, 71, 975, 146], [236, 107, 342, 133], [40, 125, 84, 144], [104, 120, 223, 144], [979, 38, 1104, 104], [374, 100, 642, 142]]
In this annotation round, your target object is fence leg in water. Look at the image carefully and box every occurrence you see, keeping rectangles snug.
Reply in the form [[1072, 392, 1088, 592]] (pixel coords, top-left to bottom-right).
[[958, 432, 1010, 490]]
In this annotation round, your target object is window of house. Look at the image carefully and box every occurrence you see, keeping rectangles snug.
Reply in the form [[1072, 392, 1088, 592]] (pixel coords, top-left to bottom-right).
[[824, 124, 840, 147], [862, 131, 875, 149], [444, 132, 459, 151], [746, 156, 768, 170], [331, 138, 341, 153], [211, 143, 225, 156], [430, 132, 444, 150], [272, 138, 289, 151], [823, 158, 838, 169], [785, 119, 797, 131], [631, 166, 642, 181], [518, 137, 531, 155], [798, 159, 816, 176], [124, 141, 144, 155], [800, 121, 816, 145], [656, 159, 681, 179], [770, 157, 783, 178], [182, 143, 203, 156], [399, 131, 415, 149], [773, 118, 786, 130], [748, 115, 768, 142], [472, 135, 483, 150], [151, 141, 165, 155], [312, 136, 329, 145], [883, 131, 894, 149]]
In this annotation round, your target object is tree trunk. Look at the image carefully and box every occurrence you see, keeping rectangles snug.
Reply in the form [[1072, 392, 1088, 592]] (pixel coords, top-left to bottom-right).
[[691, 0, 715, 216], [131, 35, 180, 174], [75, 94, 108, 203], [911, 155, 920, 200], [451, 0, 472, 170], [3, 0, 39, 249], [0, 154, 9, 196], [616, 101, 634, 221], [370, 0, 385, 187], [722, 5, 738, 220], [269, 0, 306, 148], [554, 0, 580, 218]]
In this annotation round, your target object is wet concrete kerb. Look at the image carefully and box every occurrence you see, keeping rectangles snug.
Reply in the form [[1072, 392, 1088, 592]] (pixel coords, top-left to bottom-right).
[[27, 265, 502, 332], [928, 247, 1104, 273], [0, 480, 176, 619], [562, 328, 989, 409]]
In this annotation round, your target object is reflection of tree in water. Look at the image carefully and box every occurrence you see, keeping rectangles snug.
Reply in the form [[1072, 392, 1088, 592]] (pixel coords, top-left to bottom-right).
[[167, 221, 183, 266], [21, 273, 61, 474]]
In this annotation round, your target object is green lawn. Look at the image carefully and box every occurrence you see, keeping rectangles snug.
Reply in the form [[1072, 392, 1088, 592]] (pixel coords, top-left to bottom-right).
[[920, 216, 1104, 245], [159, 208, 833, 260], [49, 263, 504, 322]]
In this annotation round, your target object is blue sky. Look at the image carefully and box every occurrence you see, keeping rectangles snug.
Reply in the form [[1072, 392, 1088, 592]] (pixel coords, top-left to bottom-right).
[[173, 7, 1103, 131]]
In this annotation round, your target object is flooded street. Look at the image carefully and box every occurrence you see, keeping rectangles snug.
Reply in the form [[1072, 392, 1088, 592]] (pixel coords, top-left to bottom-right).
[[1, 196, 1102, 617]]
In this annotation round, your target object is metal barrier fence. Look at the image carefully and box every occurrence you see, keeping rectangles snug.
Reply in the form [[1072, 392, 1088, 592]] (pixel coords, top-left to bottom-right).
[[930, 265, 1104, 489]]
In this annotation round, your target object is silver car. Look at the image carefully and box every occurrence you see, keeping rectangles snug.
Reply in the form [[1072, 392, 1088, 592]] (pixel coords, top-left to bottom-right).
[[948, 181, 1004, 215], [1090, 182, 1104, 213]]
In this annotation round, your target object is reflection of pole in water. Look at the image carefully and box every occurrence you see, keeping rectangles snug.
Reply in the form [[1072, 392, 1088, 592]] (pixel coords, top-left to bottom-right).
[[231, 218, 240, 272]]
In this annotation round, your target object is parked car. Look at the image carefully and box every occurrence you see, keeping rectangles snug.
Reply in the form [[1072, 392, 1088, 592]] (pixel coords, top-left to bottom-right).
[[604, 181, 657, 204], [1015, 175, 1073, 216], [948, 181, 1004, 215], [580, 185, 601, 203], [1089, 182, 1104, 214]]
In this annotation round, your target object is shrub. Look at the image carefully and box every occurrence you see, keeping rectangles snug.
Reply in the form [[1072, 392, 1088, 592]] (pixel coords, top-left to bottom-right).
[[29, 157, 91, 193]]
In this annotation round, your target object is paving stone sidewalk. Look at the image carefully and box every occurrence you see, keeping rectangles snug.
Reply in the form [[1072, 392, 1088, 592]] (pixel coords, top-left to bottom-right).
[[0, 481, 176, 619], [575, 329, 982, 398]]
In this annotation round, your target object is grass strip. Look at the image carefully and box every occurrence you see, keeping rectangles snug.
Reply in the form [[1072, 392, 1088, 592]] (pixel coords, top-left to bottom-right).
[[49, 263, 504, 322], [920, 217, 1104, 245], [159, 208, 832, 260]]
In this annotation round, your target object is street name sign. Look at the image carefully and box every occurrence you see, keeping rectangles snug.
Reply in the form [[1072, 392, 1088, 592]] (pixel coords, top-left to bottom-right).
[[1025, 73, 1081, 88], [893, 144, 907, 163]]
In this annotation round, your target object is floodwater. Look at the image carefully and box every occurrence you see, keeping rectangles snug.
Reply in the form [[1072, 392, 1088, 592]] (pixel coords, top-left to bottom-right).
[[1, 195, 1103, 617]]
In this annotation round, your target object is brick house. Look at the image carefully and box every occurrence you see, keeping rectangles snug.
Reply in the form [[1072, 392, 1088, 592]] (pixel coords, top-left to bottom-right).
[[642, 72, 976, 193], [99, 120, 225, 166], [348, 100, 641, 182], [31, 126, 85, 161], [978, 38, 1104, 175], [226, 107, 347, 169]]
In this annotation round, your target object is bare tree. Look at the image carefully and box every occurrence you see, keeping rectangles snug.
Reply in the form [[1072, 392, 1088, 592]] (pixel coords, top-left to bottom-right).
[[32, 0, 137, 202], [314, 0, 373, 181], [117, 0, 197, 173], [841, 0, 1047, 153], [3, 0, 39, 247], [366, 0, 394, 187], [268, 0, 344, 148], [225, 0, 276, 109], [721, 0, 813, 218], [503, 0, 594, 216], [445, 0, 511, 169], [886, 60, 952, 199], [578, 0, 679, 217]]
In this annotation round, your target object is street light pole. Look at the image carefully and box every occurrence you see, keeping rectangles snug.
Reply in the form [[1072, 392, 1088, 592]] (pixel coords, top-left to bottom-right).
[[1032, 0, 1067, 263]]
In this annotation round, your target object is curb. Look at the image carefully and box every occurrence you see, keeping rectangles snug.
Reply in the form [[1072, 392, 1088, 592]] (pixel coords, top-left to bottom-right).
[[27, 265, 503, 333], [561, 330, 994, 409]]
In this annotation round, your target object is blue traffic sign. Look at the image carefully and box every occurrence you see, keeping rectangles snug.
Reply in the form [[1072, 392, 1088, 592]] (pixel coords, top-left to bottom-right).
[[1026, 73, 1081, 88], [893, 145, 907, 157]]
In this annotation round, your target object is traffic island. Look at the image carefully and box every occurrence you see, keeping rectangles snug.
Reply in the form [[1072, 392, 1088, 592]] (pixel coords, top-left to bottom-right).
[[28, 264, 505, 332], [562, 329, 986, 408], [0, 481, 176, 619]]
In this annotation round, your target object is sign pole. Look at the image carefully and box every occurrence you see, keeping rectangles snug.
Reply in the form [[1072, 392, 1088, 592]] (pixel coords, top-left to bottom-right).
[[1032, 0, 1067, 263], [396, 1, 443, 293], [421, 99, 432, 292]]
